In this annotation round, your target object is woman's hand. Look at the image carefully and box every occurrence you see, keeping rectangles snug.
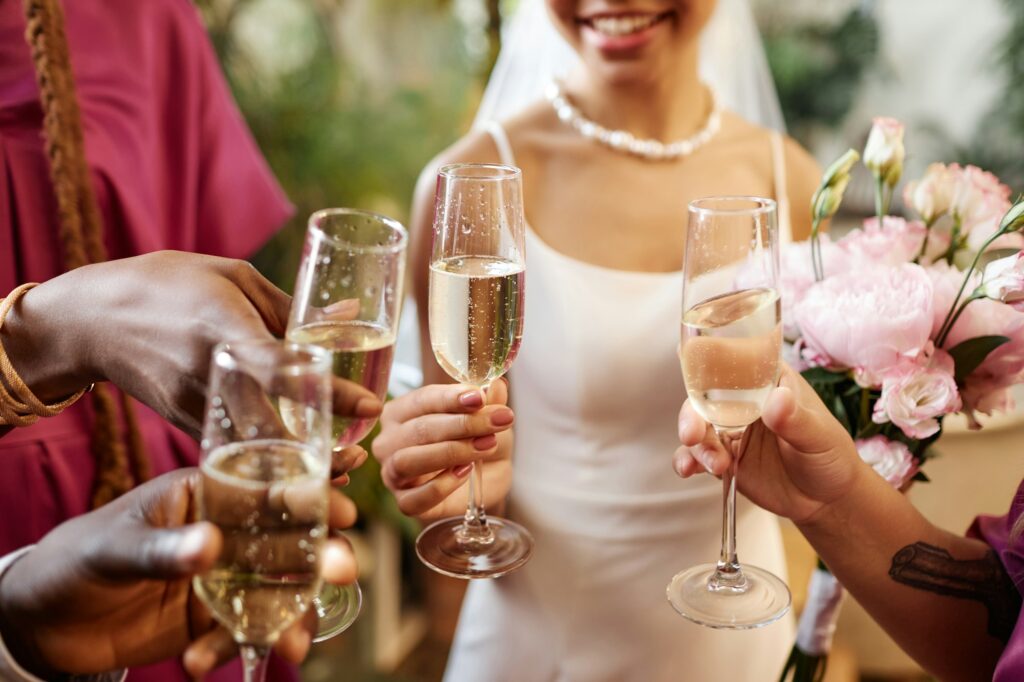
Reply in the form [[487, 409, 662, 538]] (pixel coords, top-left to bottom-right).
[[674, 364, 867, 524], [372, 379, 514, 521], [0, 468, 359, 679], [1, 251, 381, 438]]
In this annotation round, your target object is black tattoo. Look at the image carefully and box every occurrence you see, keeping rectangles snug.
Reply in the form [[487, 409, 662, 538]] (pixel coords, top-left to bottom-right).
[[889, 542, 1022, 642]]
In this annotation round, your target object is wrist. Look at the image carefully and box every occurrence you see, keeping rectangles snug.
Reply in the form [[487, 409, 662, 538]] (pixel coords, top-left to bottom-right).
[[0, 554, 63, 680], [794, 461, 878, 537], [2, 280, 98, 403]]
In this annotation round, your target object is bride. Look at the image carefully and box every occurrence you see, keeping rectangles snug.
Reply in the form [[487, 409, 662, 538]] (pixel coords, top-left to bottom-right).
[[373, 0, 821, 679]]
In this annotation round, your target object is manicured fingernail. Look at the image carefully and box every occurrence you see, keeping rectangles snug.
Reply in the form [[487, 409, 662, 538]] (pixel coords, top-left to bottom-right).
[[459, 390, 483, 407], [473, 434, 497, 451], [453, 464, 473, 477], [490, 408, 514, 427]]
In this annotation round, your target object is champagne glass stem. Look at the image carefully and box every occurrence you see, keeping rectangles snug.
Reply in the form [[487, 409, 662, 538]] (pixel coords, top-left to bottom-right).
[[240, 645, 270, 682], [711, 426, 746, 591], [458, 383, 492, 543]]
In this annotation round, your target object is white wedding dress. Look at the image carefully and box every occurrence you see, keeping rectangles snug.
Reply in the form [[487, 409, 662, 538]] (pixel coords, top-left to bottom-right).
[[439, 124, 796, 682]]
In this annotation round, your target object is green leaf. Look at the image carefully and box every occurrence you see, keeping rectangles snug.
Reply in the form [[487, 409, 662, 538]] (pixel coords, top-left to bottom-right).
[[832, 393, 852, 435], [949, 335, 1011, 384], [801, 367, 848, 386]]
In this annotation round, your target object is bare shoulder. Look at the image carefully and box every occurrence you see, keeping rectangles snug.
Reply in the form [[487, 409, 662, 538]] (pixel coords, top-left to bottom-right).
[[718, 111, 821, 240]]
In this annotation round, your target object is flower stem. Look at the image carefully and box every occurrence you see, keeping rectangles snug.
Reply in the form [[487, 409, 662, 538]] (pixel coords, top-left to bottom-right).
[[874, 177, 885, 221], [915, 216, 939, 264], [936, 292, 984, 349], [936, 229, 1004, 346], [810, 217, 824, 281]]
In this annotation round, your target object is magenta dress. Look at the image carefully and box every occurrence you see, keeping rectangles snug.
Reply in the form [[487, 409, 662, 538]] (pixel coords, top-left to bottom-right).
[[0, 1, 295, 679], [970, 482, 1024, 681]]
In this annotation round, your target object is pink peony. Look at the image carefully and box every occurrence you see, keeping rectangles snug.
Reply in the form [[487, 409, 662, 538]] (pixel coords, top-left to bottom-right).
[[903, 163, 957, 224], [838, 216, 927, 266], [795, 264, 934, 378], [929, 261, 1024, 417], [981, 251, 1024, 312], [872, 349, 961, 439], [855, 436, 918, 488], [777, 236, 849, 340], [951, 164, 1011, 239]]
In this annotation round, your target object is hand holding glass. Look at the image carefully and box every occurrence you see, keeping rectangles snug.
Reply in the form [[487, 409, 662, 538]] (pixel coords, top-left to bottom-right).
[[193, 340, 332, 682], [667, 197, 791, 629], [416, 163, 534, 579], [287, 208, 408, 639]]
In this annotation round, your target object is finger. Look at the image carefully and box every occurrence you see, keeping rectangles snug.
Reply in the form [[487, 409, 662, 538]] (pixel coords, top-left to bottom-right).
[[331, 376, 383, 420], [331, 445, 368, 480], [273, 619, 314, 665], [322, 535, 359, 585], [322, 298, 360, 322], [672, 446, 702, 478], [328, 488, 358, 530], [393, 466, 473, 516], [222, 261, 292, 337], [86, 521, 222, 580], [381, 383, 486, 425], [678, 399, 708, 447], [182, 628, 237, 679], [386, 435, 500, 483], [396, 406, 513, 448], [761, 384, 843, 455]]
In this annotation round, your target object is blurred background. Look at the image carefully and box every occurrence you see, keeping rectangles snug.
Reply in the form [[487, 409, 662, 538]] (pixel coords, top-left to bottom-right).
[[191, 0, 1024, 679]]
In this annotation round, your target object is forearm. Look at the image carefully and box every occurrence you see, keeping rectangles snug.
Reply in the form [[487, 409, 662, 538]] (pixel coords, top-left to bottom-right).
[[798, 466, 1010, 681], [1, 280, 95, 405]]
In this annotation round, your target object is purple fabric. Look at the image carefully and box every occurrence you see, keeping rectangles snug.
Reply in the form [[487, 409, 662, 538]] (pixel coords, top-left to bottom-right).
[[1, 1, 294, 679], [969, 481, 1024, 681]]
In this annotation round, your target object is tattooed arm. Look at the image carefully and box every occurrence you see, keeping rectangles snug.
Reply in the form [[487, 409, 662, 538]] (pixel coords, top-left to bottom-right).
[[798, 472, 1014, 682], [675, 365, 1018, 682]]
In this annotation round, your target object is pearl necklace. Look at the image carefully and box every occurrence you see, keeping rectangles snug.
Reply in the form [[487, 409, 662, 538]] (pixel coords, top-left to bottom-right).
[[545, 81, 721, 162]]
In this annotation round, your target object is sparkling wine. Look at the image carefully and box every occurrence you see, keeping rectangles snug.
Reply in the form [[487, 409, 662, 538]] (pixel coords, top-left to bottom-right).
[[287, 320, 395, 446], [194, 439, 328, 646], [680, 288, 782, 429], [429, 255, 524, 386]]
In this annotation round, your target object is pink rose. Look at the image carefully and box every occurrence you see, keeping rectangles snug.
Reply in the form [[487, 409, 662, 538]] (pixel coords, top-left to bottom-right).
[[872, 349, 961, 439], [863, 117, 905, 185], [903, 163, 957, 224], [951, 164, 1011, 240], [981, 251, 1024, 311], [838, 216, 927, 266], [795, 264, 934, 378], [854, 436, 918, 488]]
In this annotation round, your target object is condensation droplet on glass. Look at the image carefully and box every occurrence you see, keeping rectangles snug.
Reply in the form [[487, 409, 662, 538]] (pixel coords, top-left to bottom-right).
[[212, 396, 222, 407], [246, 425, 258, 438], [341, 275, 353, 287], [306, 553, 316, 563], [232, 596, 244, 615], [320, 291, 330, 302], [320, 256, 331, 266], [364, 286, 377, 297], [220, 417, 231, 429]]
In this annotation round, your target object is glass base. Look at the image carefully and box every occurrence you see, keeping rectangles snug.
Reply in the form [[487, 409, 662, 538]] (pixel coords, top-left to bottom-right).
[[312, 581, 363, 642], [416, 516, 534, 579], [666, 562, 791, 629]]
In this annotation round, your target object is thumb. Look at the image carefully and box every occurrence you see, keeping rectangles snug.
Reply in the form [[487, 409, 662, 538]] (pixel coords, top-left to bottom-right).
[[761, 386, 843, 456], [88, 522, 223, 581]]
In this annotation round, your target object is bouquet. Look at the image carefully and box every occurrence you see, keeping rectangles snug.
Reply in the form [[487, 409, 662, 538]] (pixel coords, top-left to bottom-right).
[[779, 117, 1024, 682]]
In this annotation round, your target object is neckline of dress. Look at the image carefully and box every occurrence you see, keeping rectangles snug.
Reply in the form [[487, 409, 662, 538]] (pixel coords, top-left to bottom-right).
[[525, 221, 683, 280]]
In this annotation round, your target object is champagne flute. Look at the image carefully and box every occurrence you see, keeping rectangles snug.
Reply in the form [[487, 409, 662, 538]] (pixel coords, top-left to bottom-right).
[[415, 163, 534, 579], [666, 196, 791, 629], [194, 340, 332, 682], [287, 208, 407, 640]]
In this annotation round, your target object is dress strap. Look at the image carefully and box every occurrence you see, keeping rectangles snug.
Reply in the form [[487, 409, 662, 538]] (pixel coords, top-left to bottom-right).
[[770, 131, 793, 244], [483, 121, 518, 167]]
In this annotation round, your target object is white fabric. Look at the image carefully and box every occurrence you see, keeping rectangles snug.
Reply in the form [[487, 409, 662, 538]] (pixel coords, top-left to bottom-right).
[[0, 547, 126, 682], [441, 126, 793, 682], [473, 0, 785, 132]]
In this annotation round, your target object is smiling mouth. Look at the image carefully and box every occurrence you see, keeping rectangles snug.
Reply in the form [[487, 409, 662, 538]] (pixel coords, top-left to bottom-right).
[[580, 11, 673, 38]]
